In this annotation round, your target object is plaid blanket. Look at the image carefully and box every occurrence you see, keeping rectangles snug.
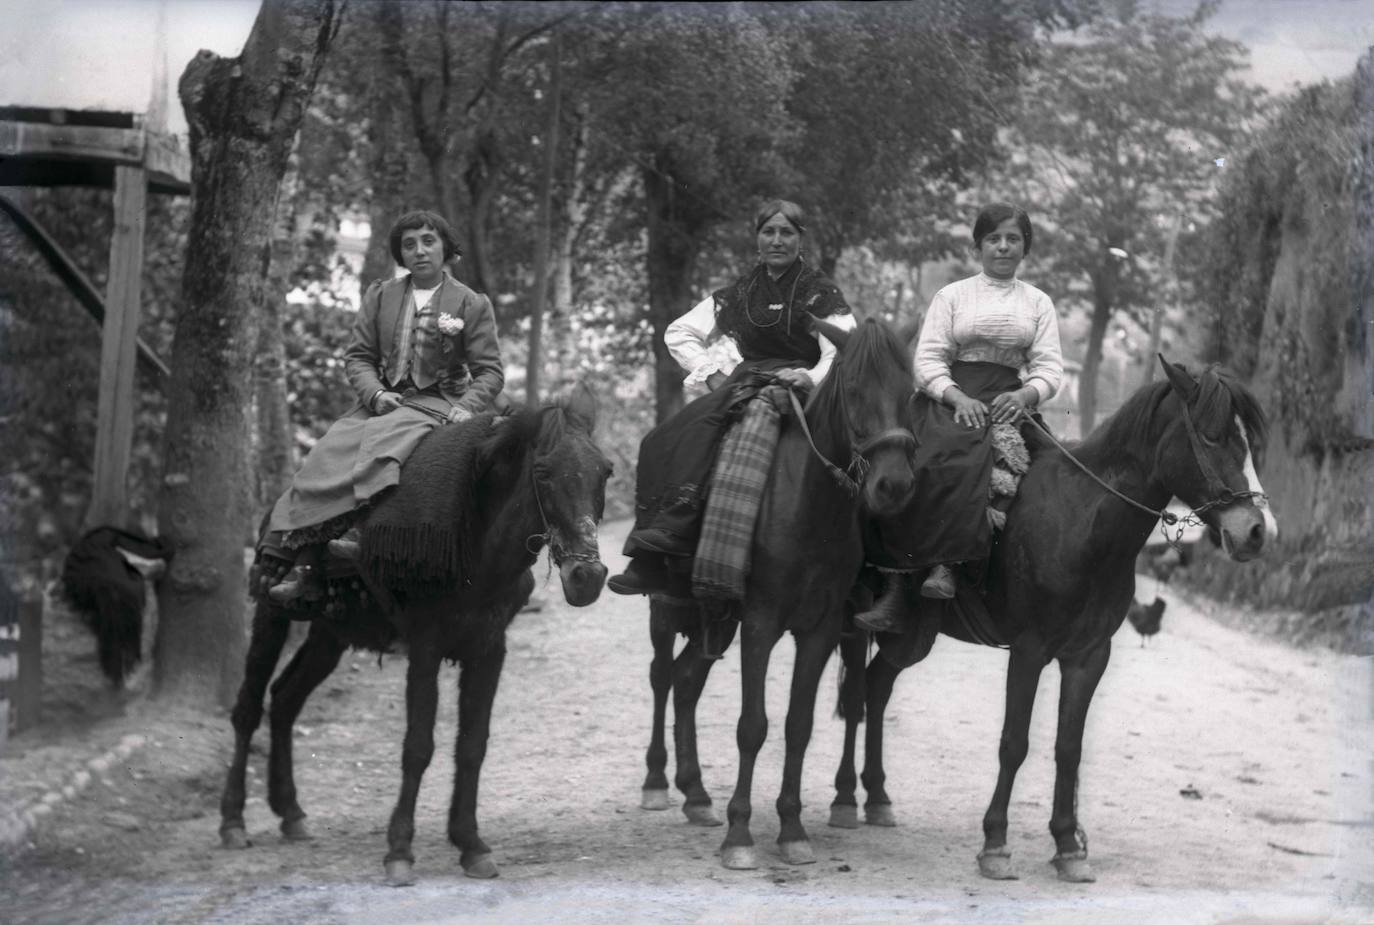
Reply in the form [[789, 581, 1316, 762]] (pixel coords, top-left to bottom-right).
[[692, 386, 787, 601]]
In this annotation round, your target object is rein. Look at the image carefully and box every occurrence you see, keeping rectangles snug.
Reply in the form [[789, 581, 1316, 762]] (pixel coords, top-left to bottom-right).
[[1018, 408, 1266, 549], [784, 384, 916, 501]]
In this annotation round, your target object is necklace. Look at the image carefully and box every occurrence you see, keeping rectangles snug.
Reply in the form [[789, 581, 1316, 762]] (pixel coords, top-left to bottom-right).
[[743, 264, 803, 331]]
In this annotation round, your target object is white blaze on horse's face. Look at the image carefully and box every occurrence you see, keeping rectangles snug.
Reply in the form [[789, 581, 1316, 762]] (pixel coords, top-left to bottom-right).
[[1235, 414, 1279, 541]]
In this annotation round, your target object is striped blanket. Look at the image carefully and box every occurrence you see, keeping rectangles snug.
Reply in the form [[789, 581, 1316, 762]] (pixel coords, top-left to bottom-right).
[[691, 386, 789, 601]]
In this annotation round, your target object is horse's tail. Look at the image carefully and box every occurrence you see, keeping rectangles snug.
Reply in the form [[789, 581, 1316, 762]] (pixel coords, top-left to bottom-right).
[[88, 573, 145, 688]]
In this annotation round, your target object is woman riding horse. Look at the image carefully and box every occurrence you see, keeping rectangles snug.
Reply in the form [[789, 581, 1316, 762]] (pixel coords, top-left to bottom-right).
[[856, 202, 1064, 632], [264, 210, 505, 603], [608, 198, 855, 598]]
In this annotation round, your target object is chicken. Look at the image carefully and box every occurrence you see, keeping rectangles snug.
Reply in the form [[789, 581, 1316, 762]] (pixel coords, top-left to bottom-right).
[[1126, 596, 1165, 647]]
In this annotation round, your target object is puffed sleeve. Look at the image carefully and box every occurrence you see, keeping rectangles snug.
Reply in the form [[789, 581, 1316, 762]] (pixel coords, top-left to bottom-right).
[[1022, 291, 1063, 404], [345, 279, 387, 409], [665, 295, 727, 386], [913, 289, 958, 400], [453, 292, 505, 413], [803, 312, 857, 386]]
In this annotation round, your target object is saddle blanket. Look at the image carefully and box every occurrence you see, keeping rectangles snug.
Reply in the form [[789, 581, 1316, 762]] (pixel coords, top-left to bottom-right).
[[691, 386, 788, 601]]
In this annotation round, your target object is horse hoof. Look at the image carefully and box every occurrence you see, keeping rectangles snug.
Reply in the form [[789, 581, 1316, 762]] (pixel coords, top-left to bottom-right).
[[1052, 852, 1096, 883], [865, 804, 897, 827], [220, 826, 250, 849], [683, 803, 722, 827], [463, 853, 499, 879], [641, 788, 671, 811], [828, 805, 860, 829], [385, 859, 416, 887], [720, 846, 758, 870], [778, 840, 815, 865], [280, 818, 312, 842], [977, 847, 1017, 880]]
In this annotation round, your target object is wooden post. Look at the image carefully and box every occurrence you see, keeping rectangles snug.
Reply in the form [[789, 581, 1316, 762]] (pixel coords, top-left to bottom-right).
[[16, 596, 41, 733], [87, 165, 147, 529]]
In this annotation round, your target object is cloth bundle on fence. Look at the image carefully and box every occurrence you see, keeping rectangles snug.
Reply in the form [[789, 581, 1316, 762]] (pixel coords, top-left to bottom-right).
[[691, 386, 789, 601]]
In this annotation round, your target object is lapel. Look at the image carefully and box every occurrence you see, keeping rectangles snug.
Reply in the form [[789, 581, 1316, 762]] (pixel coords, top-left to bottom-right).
[[430, 271, 466, 328], [379, 276, 411, 359]]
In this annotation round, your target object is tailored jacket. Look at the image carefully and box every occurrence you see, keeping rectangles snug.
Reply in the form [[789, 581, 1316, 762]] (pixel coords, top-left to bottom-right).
[[344, 270, 504, 416]]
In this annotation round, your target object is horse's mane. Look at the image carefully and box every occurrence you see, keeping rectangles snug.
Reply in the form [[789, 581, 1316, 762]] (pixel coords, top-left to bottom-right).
[[807, 318, 915, 428], [1079, 364, 1268, 468]]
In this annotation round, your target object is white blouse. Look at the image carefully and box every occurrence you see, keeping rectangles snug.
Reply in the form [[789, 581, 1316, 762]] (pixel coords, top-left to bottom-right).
[[665, 294, 857, 388], [913, 272, 1063, 404]]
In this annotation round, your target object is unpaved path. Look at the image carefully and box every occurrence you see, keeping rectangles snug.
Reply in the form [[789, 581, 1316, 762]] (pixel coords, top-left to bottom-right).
[[2, 519, 1371, 924]]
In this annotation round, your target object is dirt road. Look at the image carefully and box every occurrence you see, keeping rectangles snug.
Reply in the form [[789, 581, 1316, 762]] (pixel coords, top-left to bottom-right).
[[3, 519, 1371, 924]]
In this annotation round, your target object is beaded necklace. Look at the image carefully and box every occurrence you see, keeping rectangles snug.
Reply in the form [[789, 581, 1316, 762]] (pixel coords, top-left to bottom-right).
[[742, 262, 803, 332]]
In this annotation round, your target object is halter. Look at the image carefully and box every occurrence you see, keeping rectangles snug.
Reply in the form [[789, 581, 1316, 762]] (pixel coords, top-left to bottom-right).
[[525, 453, 603, 570], [1018, 400, 1267, 550], [784, 374, 916, 501]]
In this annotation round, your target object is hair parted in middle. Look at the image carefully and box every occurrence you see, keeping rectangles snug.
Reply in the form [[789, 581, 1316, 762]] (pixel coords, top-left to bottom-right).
[[754, 198, 808, 235], [971, 202, 1033, 255]]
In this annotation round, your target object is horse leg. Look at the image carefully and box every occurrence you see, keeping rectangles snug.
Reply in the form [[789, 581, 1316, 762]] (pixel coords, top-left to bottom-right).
[[829, 629, 868, 829], [860, 652, 903, 827], [674, 618, 735, 826], [447, 643, 506, 879], [1049, 639, 1111, 883], [978, 637, 1047, 880], [385, 631, 443, 886], [219, 601, 293, 848], [775, 628, 839, 865], [720, 618, 779, 870], [265, 622, 346, 842], [641, 599, 678, 811]]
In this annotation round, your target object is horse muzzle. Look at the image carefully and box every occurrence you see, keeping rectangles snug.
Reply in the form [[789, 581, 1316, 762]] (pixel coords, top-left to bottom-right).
[[1213, 503, 1270, 562], [858, 431, 917, 514], [558, 556, 607, 607]]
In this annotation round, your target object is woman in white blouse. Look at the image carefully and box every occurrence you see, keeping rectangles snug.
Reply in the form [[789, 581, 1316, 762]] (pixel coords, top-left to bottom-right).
[[608, 199, 857, 597], [857, 202, 1063, 631]]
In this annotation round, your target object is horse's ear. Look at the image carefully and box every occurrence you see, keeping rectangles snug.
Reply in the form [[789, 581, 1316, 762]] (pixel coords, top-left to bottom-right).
[[562, 382, 598, 434], [810, 316, 852, 351], [1159, 355, 1197, 402]]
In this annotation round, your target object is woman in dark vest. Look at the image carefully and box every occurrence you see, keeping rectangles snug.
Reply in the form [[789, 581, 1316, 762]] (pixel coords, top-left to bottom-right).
[[265, 210, 505, 603], [608, 199, 854, 596]]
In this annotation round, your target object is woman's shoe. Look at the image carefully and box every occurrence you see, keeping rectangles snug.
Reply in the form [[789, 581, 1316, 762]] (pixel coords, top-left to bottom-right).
[[920, 564, 956, 600], [607, 556, 669, 596], [853, 573, 911, 633]]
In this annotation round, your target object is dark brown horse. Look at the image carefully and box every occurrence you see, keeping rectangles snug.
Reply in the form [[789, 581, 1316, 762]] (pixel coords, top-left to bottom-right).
[[830, 358, 1278, 881], [219, 385, 610, 885], [638, 318, 920, 870]]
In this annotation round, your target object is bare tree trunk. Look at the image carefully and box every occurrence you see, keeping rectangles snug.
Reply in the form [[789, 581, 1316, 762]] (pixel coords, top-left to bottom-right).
[[1079, 263, 1119, 439], [526, 32, 563, 405], [643, 158, 709, 423], [254, 159, 299, 516], [361, 2, 413, 289], [156, 0, 342, 708]]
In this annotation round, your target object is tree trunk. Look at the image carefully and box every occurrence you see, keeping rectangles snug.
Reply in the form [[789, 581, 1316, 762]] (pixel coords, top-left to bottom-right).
[[253, 159, 299, 516], [1079, 263, 1118, 439], [462, 134, 500, 295], [526, 32, 563, 405], [156, 0, 342, 708], [643, 160, 707, 423], [361, 3, 413, 290]]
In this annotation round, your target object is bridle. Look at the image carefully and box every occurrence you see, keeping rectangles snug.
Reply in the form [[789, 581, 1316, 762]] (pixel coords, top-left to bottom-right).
[[781, 372, 916, 500], [1018, 396, 1267, 549], [525, 452, 603, 569]]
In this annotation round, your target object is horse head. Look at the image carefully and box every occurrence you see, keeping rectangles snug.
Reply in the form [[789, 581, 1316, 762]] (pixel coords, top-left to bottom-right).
[[533, 382, 612, 606], [1157, 357, 1278, 562], [810, 317, 917, 514]]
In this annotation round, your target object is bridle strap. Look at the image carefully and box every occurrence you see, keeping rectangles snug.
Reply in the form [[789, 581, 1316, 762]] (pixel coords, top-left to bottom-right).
[[787, 389, 862, 498], [525, 459, 601, 567]]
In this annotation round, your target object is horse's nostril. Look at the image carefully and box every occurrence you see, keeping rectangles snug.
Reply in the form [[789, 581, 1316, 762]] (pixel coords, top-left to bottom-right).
[[1249, 522, 1264, 545]]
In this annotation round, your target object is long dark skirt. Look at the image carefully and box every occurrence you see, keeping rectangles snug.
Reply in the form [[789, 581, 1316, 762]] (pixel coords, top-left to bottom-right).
[[624, 358, 796, 559], [868, 361, 1023, 571]]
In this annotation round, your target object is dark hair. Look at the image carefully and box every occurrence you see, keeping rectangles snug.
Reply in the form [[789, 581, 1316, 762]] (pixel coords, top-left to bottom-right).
[[972, 202, 1033, 256], [388, 210, 461, 265], [754, 199, 807, 234]]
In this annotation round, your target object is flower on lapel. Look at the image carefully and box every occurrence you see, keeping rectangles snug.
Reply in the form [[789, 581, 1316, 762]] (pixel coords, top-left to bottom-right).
[[437, 313, 465, 336]]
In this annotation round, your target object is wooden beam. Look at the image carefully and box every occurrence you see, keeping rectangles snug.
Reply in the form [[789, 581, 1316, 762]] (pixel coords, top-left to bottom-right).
[[0, 121, 144, 166], [0, 192, 168, 383], [86, 165, 148, 530]]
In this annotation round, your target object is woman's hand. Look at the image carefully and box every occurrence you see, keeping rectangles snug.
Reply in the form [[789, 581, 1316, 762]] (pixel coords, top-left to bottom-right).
[[706, 371, 728, 392], [373, 391, 403, 414], [988, 387, 1034, 425], [775, 368, 814, 390], [945, 387, 988, 429]]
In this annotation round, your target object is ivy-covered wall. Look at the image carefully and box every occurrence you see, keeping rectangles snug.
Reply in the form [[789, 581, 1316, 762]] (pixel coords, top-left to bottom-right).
[[1181, 58, 1373, 652]]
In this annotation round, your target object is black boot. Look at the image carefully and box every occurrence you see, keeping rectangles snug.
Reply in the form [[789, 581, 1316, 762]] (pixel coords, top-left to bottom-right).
[[608, 555, 670, 596], [853, 572, 914, 633], [920, 564, 956, 600], [268, 545, 326, 604]]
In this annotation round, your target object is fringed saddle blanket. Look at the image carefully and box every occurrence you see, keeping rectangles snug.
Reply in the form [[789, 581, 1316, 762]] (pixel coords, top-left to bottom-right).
[[358, 414, 496, 597], [691, 385, 790, 602]]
